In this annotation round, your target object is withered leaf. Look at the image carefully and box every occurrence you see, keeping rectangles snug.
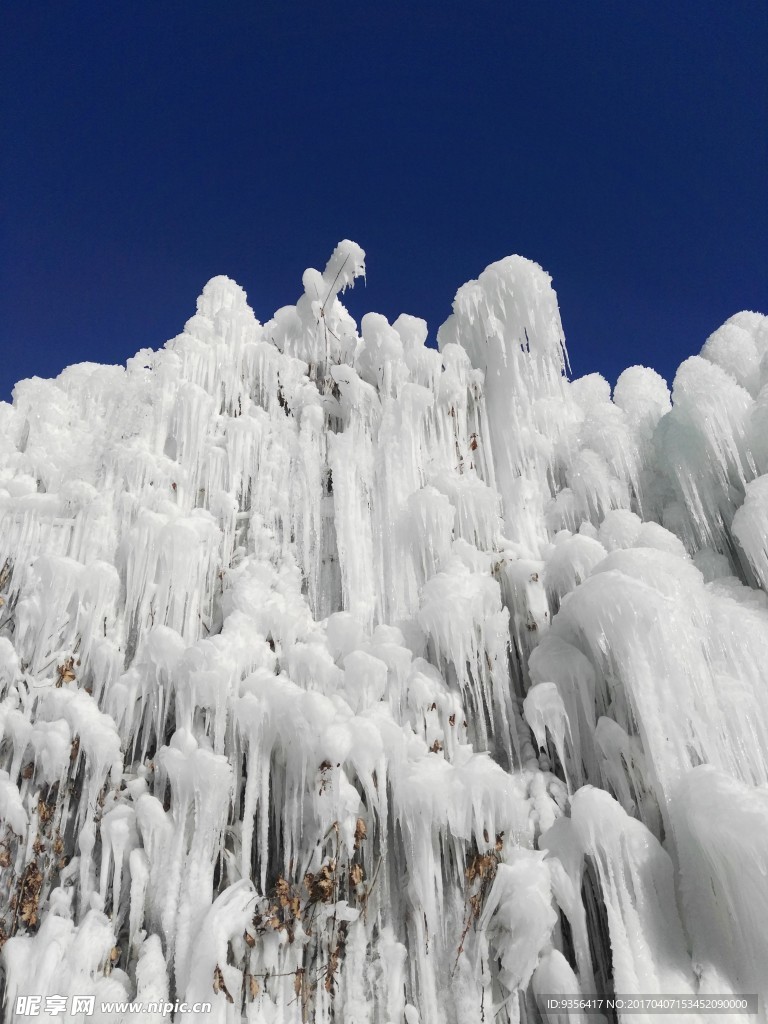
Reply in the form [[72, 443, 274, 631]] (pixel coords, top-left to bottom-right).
[[213, 965, 234, 1004], [354, 817, 367, 848], [38, 799, 54, 825], [56, 658, 76, 687]]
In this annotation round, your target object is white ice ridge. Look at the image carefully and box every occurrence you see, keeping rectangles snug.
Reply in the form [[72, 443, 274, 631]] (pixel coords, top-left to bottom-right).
[[0, 240, 766, 1023]]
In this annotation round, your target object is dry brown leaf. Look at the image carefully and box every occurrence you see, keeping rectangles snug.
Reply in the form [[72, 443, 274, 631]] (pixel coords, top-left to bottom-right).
[[354, 817, 367, 848], [38, 799, 54, 825], [293, 967, 304, 997], [213, 965, 234, 1004], [56, 658, 76, 687], [308, 862, 335, 904]]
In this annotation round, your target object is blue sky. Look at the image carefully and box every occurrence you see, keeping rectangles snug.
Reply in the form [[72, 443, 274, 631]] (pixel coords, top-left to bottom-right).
[[2, 2, 766, 401]]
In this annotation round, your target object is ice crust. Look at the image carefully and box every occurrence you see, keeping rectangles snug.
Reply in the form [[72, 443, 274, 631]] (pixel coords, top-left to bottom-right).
[[0, 241, 767, 1022]]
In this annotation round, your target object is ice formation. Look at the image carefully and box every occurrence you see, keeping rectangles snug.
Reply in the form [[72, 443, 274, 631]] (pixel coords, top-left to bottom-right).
[[0, 241, 766, 1023]]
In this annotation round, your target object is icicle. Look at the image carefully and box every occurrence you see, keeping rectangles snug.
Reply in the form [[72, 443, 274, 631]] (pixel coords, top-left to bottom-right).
[[672, 766, 768, 1006], [565, 787, 698, 1000]]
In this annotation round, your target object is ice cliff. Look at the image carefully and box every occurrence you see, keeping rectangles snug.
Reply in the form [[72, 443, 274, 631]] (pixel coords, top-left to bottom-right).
[[0, 241, 767, 1023]]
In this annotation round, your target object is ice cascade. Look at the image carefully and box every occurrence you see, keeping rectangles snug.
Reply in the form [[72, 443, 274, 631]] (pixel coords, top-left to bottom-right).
[[0, 241, 767, 1023]]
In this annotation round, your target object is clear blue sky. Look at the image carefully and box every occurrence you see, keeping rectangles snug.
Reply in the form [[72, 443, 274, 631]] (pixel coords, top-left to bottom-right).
[[2, 2, 766, 401]]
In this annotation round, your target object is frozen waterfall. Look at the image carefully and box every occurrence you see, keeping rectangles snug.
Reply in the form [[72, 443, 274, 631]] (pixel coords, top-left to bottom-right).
[[0, 241, 767, 1023]]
